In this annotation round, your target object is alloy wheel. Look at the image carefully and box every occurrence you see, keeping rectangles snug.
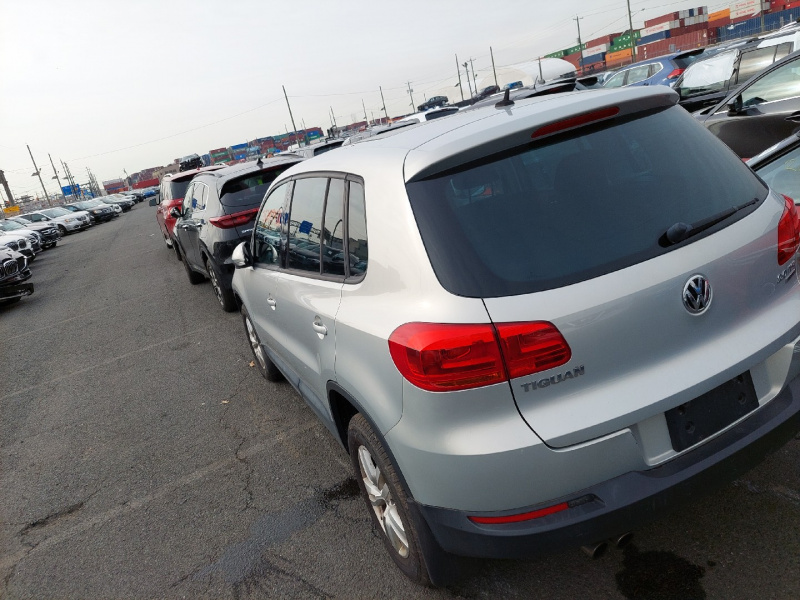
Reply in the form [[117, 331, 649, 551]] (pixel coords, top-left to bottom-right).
[[244, 314, 267, 371], [357, 445, 409, 558]]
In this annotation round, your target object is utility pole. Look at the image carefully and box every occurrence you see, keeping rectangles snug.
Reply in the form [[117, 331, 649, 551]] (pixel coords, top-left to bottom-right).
[[379, 86, 389, 120], [463, 62, 473, 97], [27, 145, 51, 207], [574, 16, 585, 73], [48, 153, 63, 200], [329, 106, 337, 128], [455, 54, 464, 101], [362, 99, 368, 122], [406, 81, 414, 112], [282, 85, 301, 147], [62, 160, 78, 200], [490, 46, 499, 88], [625, 0, 636, 63], [469, 57, 478, 92], [0, 170, 15, 208]]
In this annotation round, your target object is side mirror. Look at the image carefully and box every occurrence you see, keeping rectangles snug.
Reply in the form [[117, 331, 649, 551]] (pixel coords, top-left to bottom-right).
[[727, 94, 743, 115], [169, 207, 182, 219], [148, 198, 158, 206], [231, 241, 252, 268]]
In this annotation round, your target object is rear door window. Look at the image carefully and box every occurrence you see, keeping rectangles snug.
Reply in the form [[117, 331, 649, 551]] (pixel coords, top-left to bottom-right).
[[347, 181, 368, 281], [626, 65, 651, 85], [741, 56, 800, 106], [406, 106, 767, 298], [286, 177, 327, 273], [322, 178, 346, 276], [220, 168, 288, 209], [737, 47, 778, 83]]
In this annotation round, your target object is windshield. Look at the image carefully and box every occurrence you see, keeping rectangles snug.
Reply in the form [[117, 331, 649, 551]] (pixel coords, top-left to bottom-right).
[[10, 217, 33, 225], [677, 51, 737, 98], [75, 200, 100, 209], [406, 106, 767, 297], [42, 207, 71, 217], [0, 221, 24, 231]]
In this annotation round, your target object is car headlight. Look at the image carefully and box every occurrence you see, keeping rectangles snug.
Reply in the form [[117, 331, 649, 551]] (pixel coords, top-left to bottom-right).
[[65, 218, 74, 222]]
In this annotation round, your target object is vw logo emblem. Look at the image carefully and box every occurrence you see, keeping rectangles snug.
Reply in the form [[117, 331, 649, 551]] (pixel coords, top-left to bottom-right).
[[683, 274, 712, 315]]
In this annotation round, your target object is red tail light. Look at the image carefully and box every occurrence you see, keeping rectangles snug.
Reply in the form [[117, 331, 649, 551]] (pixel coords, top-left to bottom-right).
[[777, 195, 800, 265], [388, 321, 571, 392], [468, 502, 569, 524], [666, 68, 684, 79], [209, 207, 259, 229]]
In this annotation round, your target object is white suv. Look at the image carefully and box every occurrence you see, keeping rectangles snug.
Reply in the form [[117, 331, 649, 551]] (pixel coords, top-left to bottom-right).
[[22, 207, 90, 234]]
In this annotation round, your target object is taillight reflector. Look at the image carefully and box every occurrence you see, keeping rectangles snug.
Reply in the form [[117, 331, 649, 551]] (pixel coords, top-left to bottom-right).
[[777, 194, 800, 265], [468, 502, 569, 524], [388, 321, 571, 392], [209, 207, 259, 229], [496, 322, 572, 379], [666, 68, 684, 79], [532, 106, 619, 139]]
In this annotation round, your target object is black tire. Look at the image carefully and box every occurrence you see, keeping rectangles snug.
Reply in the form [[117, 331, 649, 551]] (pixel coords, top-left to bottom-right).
[[0, 297, 21, 307], [348, 414, 431, 586], [173, 241, 183, 262], [181, 249, 205, 285], [164, 234, 173, 248], [205, 257, 237, 312], [57, 225, 67, 235], [241, 305, 283, 381]]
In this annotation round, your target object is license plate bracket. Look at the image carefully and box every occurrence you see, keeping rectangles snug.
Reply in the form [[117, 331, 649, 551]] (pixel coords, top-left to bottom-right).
[[665, 372, 759, 452]]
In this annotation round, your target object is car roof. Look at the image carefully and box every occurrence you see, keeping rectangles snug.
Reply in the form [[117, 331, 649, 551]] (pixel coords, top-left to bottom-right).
[[277, 86, 678, 183], [192, 153, 302, 180], [163, 164, 226, 182]]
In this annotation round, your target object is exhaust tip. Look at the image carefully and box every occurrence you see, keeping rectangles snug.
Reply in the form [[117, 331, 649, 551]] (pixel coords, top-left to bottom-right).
[[614, 532, 634, 548], [581, 541, 608, 559]]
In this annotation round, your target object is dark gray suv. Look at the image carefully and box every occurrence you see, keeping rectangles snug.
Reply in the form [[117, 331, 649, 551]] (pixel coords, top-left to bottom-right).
[[172, 154, 303, 312]]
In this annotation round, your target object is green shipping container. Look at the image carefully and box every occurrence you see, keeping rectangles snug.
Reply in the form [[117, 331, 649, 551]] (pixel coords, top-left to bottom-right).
[[610, 40, 634, 51], [545, 50, 566, 58]]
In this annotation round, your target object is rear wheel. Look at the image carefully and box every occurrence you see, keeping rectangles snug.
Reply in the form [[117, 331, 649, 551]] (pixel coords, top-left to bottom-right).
[[348, 414, 431, 586], [241, 305, 283, 381], [206, 257, 236, 312]]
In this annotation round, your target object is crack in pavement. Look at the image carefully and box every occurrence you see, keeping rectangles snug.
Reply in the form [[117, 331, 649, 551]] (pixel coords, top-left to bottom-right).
[[0, 422, 316, 575], [18, 489, 97, 537]]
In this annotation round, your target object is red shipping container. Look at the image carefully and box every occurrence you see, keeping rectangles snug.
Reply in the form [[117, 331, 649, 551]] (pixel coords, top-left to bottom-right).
[[645, 12, 680, 28]]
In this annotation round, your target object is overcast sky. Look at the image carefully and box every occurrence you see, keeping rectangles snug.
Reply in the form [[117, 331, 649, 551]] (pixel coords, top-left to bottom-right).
[[0, 0, 728, 202]]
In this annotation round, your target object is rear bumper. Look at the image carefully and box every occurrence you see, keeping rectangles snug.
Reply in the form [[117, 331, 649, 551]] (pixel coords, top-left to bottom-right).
[[415, 374, 800, 559]]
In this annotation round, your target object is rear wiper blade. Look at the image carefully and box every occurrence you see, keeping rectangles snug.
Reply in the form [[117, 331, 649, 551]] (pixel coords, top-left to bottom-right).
[[660, 198, 759, 247]]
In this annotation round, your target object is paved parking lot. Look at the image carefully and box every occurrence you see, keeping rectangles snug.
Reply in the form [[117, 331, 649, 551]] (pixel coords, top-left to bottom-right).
[[1, 205, 799, 599]]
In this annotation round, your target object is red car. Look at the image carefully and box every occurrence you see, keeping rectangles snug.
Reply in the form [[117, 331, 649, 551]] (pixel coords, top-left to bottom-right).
[[150, 165, 226, 252]]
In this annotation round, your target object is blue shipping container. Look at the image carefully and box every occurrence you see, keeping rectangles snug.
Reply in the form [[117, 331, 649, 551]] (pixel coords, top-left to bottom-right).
[[230, 143, 248, 151], [637, 30, 670, 45], [233, 153, 247, 160], [582, 52, 606, 65]]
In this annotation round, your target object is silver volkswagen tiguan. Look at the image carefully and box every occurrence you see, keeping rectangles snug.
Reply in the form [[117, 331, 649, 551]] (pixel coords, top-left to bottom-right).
[[231, 86, 800, 586]]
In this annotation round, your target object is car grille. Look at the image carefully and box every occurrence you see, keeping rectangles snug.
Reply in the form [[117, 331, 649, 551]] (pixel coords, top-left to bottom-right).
[[1, 258, 19, 276], [79, 216, 89, 222], [4, 241, 19, 251]]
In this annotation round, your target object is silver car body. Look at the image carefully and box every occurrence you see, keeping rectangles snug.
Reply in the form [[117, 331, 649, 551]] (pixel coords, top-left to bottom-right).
[[22, 207, 90, 232], [232, 86, 800, 563]]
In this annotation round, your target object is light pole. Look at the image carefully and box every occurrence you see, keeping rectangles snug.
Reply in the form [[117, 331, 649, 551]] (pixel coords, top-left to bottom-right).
[[27, 145, 52, 206]]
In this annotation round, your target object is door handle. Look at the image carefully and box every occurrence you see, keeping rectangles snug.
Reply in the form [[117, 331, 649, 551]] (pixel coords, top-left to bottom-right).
[[267, 296, 277, 309], [312, 318, 328, 337]]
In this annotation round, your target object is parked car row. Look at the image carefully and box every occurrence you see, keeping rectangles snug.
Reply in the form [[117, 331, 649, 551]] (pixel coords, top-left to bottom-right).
[[1, 192, 142, 309], [149, 85, 800, 587]]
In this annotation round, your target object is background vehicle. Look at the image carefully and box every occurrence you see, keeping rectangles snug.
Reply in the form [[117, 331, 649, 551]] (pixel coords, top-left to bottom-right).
[[22, 207, 90, 234], [0, 230, 36, 260], [65, 199, 118, 223], [231, 86, 800, 586], [394, 106, 460, 124], [603, 50, 705, 89], [693, 49, 800, 158], [6, 217, 60, 248], [172, 155, 303, 312], [292, 139, 344, 159], [179, 154, 203, 171], [472, 84, 500, 101], [0, 246, 33, 306], [417, 95, 448, 111], [150, 165, 226, 250], [0, 220, 47, 253], [748, 131, 800, 200], [101, 195, 135, 212]]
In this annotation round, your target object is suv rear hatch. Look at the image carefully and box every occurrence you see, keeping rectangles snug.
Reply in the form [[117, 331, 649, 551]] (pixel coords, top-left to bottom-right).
[[216, 166, 294, 237], [406, 103, 800, 448]]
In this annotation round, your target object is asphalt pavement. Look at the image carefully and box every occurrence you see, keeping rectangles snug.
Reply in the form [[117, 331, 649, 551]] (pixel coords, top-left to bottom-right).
[[1, 204, 799, 599]]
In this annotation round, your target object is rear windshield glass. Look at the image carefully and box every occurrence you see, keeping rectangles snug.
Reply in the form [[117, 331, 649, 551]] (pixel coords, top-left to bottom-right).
[[406, 106, 767, 298], [219, 167, 288, 208], [168, 180, 192, 201]]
